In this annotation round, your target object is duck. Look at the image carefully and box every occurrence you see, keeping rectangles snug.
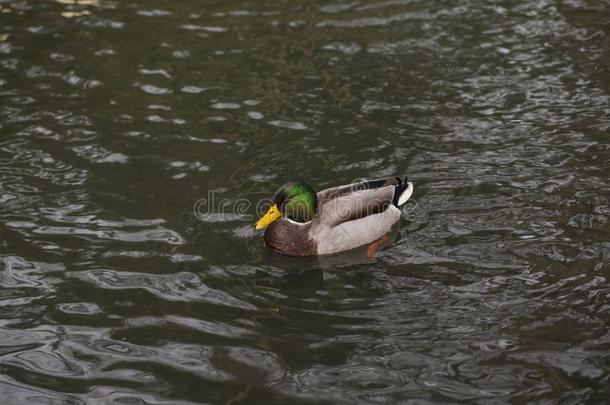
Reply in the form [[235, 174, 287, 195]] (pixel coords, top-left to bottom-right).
[[254, 176, 414, 256]]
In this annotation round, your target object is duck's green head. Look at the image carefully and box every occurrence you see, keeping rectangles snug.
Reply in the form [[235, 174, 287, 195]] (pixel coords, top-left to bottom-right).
[[255, 182, 317, 230]]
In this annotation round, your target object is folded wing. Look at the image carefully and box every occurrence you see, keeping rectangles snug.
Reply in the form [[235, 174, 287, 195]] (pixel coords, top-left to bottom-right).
[[316, 177, 400, 228]]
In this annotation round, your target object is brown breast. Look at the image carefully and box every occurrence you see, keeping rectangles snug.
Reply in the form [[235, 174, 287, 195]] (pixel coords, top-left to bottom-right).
[[264, 219, 317, 256]]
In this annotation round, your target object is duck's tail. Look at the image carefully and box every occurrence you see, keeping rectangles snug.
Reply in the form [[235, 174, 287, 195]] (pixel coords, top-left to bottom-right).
[[392, 176, 414, 207]]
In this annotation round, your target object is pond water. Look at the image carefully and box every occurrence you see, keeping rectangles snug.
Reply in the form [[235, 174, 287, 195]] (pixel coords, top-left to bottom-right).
[[1, 0, 609, 403]]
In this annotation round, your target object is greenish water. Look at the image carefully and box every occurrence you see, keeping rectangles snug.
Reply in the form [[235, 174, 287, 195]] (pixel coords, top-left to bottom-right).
[[1, 0, 609, 403]]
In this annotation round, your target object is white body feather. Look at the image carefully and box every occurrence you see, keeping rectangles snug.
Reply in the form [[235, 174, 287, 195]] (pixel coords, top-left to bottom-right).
[[312, 205, 402, 255], [397, 182, 414, 206]]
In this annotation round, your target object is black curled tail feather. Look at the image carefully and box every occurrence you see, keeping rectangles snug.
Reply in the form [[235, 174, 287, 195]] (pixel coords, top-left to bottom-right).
[[392, 176, 409, 206]]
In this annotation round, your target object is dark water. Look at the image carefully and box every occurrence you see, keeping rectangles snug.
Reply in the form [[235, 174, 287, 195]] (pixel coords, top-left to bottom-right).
[[1, 0, 609, 403]]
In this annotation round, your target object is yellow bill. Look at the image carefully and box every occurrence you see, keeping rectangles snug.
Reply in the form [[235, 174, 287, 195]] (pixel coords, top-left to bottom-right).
[[254, 204, 282, 230]]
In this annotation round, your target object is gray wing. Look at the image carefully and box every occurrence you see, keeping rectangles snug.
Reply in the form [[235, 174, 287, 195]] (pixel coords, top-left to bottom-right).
[[316, 178, 399, 228]]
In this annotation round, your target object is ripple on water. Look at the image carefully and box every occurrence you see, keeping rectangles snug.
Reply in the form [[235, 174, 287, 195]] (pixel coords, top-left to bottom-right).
[[17, 225, 186, 245], [322, 42, 362, 55], [56, 302, 103, 315], [69, 270, 257, 310], [180, 85, 208, 94], [268, 120, 308, 130], [6, 350, 85, 377], [179, 24, 228, 33], [72, 144, 128, 163], [1, 142, 88, 186], [136, 9, 173, 17], [63, 336, 233, 383], [0, 256, 64, 290], [211, 102, 241, 110], [136, 83, 172, 95], [126, 315, 252, 340]]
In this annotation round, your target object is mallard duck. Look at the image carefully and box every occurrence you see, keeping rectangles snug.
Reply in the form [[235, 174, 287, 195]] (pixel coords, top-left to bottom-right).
[[254, 177, 414, 256]]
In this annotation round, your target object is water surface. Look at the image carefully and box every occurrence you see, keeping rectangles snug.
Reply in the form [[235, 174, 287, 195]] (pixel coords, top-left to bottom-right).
[[1, 0, 609, 403]]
